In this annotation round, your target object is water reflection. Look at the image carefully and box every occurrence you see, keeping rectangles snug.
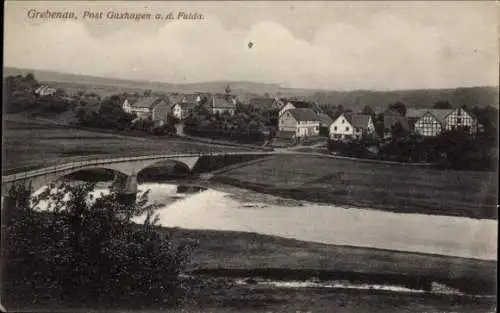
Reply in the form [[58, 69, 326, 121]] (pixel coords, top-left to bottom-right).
[[32, 181, 497, 261]]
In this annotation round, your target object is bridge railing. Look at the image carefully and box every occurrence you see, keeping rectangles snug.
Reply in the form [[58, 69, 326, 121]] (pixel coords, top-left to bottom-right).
[[3, 151, 277, 184]]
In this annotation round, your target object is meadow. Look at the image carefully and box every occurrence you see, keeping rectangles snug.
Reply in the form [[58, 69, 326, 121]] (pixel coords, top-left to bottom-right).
[[3, 119, 253, 174], [213, 154, 498, 219]]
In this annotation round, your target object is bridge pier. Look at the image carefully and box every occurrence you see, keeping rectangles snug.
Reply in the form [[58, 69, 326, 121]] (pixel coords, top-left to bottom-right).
[[111, 173, 138, 203]]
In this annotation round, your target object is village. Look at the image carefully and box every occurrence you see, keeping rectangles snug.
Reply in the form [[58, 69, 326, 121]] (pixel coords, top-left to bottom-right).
[[28, 81, 492, 140], [4, 73, 492, 171]]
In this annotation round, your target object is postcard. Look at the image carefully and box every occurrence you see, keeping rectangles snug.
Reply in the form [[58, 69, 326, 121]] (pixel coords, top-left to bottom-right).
[[2, 1, 498, 312]]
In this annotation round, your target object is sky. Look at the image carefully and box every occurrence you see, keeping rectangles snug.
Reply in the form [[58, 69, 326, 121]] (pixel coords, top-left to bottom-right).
[[4, 1, 499, 90]]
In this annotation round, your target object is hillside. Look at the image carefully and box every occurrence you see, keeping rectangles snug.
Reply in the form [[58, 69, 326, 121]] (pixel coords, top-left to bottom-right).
[[3, 67, 285, 98], [4, 67, 498, 111], [306, 87, 499, 112]]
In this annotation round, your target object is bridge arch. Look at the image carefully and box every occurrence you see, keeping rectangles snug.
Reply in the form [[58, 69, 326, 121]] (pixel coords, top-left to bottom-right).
[[3, 166, 132, 196]]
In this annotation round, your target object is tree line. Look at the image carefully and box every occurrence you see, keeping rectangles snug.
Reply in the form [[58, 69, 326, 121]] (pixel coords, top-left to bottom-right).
[[183, 107, 272, 144]]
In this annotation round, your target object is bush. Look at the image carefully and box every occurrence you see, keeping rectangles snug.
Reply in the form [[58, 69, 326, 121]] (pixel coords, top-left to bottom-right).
[[3, 182, 191, 308], [376, 130, 497, 170]]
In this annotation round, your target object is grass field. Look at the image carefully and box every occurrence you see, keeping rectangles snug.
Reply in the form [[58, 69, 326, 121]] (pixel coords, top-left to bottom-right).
[[213, 154, 498, 219], [5, 226, 496, 312], [2, 118, 254, 174]]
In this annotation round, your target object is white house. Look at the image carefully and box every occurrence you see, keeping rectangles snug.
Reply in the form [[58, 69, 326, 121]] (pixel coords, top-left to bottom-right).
[[172, 102, 198, 120], [443, 107, 479, 135], [407, 107, 479, 137], [278, 108, 320, 138], [170, 94, 199, 119], [329, 113, 375, 141], [406, 109, 452, 137], [122, 97, 171, 122], [34, 85, 57, 96]]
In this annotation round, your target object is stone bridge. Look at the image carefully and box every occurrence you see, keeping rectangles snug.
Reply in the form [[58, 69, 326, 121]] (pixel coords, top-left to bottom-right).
[[2, 151, 282, 197]]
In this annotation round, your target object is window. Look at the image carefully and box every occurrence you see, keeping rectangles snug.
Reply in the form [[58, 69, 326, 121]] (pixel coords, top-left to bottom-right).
[[334, 126, 337, 131], [457, 117, 462, 124], [345, 126, 350, 131], [341, 119, 344, 124]]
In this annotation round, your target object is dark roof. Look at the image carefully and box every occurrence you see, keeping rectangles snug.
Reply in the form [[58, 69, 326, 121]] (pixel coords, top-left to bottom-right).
[[249, 97, 279, 110], [344, 113, 371, 129], [130, 97, 169, 109], [317, 113, 333, 126], [405, 108, 453, 124], [383, 114, 411, 132], [207, 94, 237, 109], [286, 100, 323, 113], [169, 93, 199, 105], [425, 109, 454, 124], [287, 108, 320, 122]]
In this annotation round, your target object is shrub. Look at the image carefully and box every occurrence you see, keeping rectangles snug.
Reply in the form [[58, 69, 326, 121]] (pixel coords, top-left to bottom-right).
[[3, 182, 191, 308]]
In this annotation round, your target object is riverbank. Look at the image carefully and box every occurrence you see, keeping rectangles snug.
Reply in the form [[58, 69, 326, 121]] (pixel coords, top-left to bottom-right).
[[167, 228, 495, 294], [6, 180, 496, 312], [209, 154, 497, 220], [4, 223, 496, 312]]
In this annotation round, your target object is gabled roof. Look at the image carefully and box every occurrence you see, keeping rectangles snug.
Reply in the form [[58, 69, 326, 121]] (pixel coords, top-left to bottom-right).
[[207, 94, 237, 109], [406, 108, 453, 124], [426, 109, 454, 123], [286, 100, 323, 114], [169, 93, 199, 105], [129, 97, 169, 109], [286, 108, 320, 122], [343, 113, 372, 129], [317, 113, 333, 126], [286, 100, 313, 108], [405, 108, 428, 119], [249, 97, 279, 110]]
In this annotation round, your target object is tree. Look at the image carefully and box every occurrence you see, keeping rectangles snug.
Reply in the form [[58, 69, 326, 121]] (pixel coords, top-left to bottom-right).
[[224, 84, 231, 95], [361, 105, 375, 117], [4, 182, 192, 306], [388, 101, 407, 116], [143, 89, 152, 97], [25, 72, 35, 81], [390, 121, 406, 138], [433, 100, 452, 109], [330, 105, 344, 120]]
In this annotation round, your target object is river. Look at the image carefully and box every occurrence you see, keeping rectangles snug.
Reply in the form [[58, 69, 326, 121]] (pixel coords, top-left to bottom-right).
[[32, 181, 497, 261]]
